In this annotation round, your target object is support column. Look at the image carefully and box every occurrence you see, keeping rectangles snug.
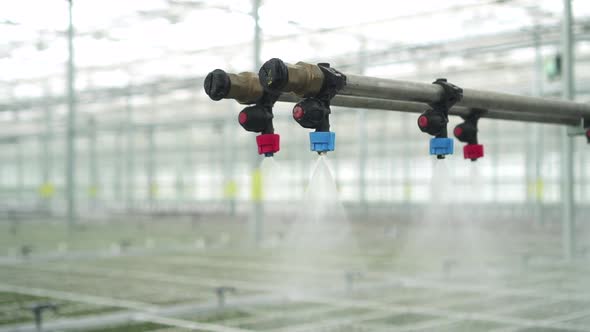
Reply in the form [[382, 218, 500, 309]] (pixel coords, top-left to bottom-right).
[[87, 117, 98, 210], [357, 37, 368, 217], [251, 0, 263, 246], [532, 27, 545, 225], [223, 110, 237, 216], [65, 0, 77, 230], [114, 127, 123, 204], [561, 0, 575, 261], [147, 126, 156, 209], [14, 111, 23, 204], [41, 81, 54, 211], [125, 92, 135, 211]]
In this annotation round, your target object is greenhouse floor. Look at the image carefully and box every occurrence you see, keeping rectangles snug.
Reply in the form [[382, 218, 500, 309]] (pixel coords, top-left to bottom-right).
[[1, 216, 590, 332]]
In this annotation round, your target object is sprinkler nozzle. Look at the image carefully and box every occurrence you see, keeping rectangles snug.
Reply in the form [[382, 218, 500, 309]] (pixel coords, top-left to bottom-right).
[[430, 138, 454, 158], [30, 302, 58, 332], [284, 62, 345, 154], [205, 69, 281, 156], [417, 79, 462, 158], [309, 131, 335, 153], [256, 134, 280, 156], [454, 108, 486, 161], [586, 128, 590, 143]]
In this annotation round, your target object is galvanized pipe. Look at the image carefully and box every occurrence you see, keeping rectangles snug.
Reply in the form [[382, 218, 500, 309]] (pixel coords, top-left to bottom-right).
[[561, 0, 575, 261], [257, 58, 590, 119], [205, 70, 582, 126], [341, 74, 590, 118], [65, 0, 77, 230]]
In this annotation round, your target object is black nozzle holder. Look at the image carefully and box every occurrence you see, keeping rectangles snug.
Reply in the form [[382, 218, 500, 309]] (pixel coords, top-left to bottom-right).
[[292, 63, 346, 132], [417, 79, 463, 159], [293, 98, 330, 131], [454, 108, 486, 145], [239, 105, 274, 133], [418, 78, 463, 138], [238, 88, 280, 135]]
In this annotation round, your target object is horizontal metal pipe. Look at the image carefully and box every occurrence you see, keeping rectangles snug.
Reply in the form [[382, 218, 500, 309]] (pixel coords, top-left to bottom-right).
[[205, 68, 580, 126], [257, 59, 590, 120], [341, 74, 590, 119]]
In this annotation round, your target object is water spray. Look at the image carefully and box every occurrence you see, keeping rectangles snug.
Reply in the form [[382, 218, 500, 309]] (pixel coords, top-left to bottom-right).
[[454, 108, 486, 161], [259, 59, 346, 154], [204, 70, 280, 157], [417, 79, 463, 159]]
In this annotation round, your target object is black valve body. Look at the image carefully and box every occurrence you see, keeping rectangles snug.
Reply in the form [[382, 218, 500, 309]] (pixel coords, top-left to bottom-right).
[[239, 105, 274, 134], [293, 98, 330, 132]]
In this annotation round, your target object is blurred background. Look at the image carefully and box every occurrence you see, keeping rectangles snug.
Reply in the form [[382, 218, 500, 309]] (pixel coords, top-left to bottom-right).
[[1, 0, 590, 331]]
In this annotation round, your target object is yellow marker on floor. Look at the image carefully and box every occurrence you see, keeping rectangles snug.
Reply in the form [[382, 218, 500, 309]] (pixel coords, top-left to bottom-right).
[[150, 184, 159, 197], [404, 183, 412, 201], [38, 183, 55, 198], [224, 180, 237, 199], [88, 186, 98, 198]]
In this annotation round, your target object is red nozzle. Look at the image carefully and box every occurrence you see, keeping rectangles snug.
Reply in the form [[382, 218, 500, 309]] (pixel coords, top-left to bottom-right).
[[453, 126, 463, 138], [463, 144, 484, 160], [418, 115, 429, 128], [256, 134, 280, 155]]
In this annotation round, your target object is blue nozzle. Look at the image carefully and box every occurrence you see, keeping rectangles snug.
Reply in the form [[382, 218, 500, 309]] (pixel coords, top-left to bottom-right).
[[309, 131, 336, 152], [430, 137, 454, 156]]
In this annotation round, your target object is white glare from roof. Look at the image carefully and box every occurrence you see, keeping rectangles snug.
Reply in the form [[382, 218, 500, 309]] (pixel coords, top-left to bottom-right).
[[0, 0, 589, 99]]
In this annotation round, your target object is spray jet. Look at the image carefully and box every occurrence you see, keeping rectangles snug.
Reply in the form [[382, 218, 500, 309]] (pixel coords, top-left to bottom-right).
[[204, 70, 280, 157], [454, 108, 486, 161], [417, 78, 463, 159], [258, 59, 346, 154]]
